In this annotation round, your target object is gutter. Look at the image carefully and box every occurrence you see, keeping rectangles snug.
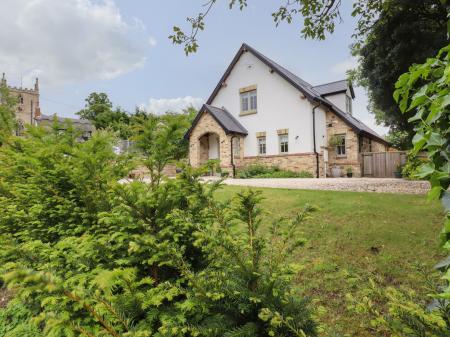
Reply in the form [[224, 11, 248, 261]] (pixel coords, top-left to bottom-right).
[[312, 101, 321, 178]]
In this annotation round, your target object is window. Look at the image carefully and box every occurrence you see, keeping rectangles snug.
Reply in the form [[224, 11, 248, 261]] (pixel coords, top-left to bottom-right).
[[233, 137, 240, 158], [279, 134, 289, 153], [19, 95, 24, 104], [345, 95, 352, 115], [335, 134, 346, 156], [240, 89, 257, 113], [257, 136, 266, 155]]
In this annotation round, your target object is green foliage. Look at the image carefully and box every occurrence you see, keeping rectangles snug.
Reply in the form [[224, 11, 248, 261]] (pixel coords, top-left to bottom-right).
[[0, 124, 317, 336], [347, 278, 449, 336], [77, 93, 196, 144], [180, 190, 318, 336], [0, 299, 41, 337], [355, 0, 447, 136], [385, 129, 412, 150], [77, 92, 131, 137], [132, 112, 192, 186], [394, 35, 450, 332], [237, 164, 313, 179], [0, 85, 17, 145], [401, 153, 428, 180]]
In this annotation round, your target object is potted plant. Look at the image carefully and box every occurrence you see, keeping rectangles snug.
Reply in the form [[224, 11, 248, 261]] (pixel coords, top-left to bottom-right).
[[328, 135, 341, 149], [346, 166, 353, 178], [394, 164, 403, 178], [331, 164, 342, 178]]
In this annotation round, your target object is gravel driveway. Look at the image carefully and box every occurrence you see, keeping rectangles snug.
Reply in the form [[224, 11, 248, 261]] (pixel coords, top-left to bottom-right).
[[204, 177, 430, 195]]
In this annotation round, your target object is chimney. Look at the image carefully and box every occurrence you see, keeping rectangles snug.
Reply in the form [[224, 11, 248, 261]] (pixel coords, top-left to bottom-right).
[[34, 77, 39, 92]]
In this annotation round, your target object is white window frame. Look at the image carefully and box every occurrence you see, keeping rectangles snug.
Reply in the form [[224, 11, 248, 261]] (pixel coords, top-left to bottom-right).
[[335, 134, 346, 157], [257, 136, 266, 155], [279, 134, 289, 154], [240, 89, 257, 113]]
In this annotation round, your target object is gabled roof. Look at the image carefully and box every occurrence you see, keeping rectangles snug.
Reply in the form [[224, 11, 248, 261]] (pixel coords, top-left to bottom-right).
[[184, 104, 247, 139], [205, 43, 387, 145], [313, 79, 355, 99]]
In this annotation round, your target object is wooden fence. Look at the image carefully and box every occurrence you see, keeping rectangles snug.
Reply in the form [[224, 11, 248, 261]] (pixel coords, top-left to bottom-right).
[[361, 151, 407, 178]]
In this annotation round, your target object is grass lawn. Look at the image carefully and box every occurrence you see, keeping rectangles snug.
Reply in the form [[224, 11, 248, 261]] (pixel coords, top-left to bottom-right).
[[215, 186, 445, 336]]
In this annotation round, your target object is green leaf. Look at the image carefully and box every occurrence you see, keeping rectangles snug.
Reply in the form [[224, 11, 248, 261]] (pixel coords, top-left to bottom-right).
[[395, 73, 410, 89], [428, 186, 442, 201], [416, 162, 435, 179], [427, 132, 445, 147], [408, 85, 428, 111]]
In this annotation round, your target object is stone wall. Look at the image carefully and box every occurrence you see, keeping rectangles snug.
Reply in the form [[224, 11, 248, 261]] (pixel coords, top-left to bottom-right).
[[326, 111, 361, 177]]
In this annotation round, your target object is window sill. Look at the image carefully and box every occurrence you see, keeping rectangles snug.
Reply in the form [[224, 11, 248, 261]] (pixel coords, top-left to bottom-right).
[[239, 109, 257, 116], [336, 155, 347, 159]]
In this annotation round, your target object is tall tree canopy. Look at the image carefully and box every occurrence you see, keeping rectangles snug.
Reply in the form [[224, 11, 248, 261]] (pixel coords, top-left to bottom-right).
[[355, 0, 447, 147], [77, 92, 131, 137]]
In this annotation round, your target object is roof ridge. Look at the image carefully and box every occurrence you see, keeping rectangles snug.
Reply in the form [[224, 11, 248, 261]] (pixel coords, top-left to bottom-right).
[[313, 79, 348, 87]]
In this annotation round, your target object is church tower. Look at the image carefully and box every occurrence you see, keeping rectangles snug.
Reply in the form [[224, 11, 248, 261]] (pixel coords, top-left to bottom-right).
[[1, 73, 41, 128]]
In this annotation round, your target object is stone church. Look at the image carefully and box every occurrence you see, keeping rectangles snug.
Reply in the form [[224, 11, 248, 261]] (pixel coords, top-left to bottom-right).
[[1, 73, 94, 139]]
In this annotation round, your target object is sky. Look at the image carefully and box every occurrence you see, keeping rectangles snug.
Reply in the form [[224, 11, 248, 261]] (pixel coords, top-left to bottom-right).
[[0, 0, 388, 135]]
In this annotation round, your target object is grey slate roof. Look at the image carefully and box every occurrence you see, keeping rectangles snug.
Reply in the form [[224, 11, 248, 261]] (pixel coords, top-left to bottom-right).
[[184, 104, 247, 139], [313, 80, 355, 98], [37, 114, 95, 132], [201, 43, 387, 145]]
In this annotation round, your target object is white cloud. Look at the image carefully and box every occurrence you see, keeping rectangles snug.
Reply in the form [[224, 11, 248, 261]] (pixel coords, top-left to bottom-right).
[[331, 57, 358, 75], [0, 0, 149, 86], [148, 36, 157, 47], [143, 96, 204, 115]]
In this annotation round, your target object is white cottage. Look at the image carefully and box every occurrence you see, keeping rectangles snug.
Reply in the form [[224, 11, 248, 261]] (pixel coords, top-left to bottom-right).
[[185, 43, 388, 177]]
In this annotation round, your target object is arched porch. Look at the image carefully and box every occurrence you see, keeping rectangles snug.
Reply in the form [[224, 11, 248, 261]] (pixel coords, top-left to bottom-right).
[[198, 132, 221, 166]]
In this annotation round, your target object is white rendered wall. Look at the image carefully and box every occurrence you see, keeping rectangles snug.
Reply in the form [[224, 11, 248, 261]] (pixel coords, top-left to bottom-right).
[[325, 88, 352, 113], [324, 93, 346, 112], [210, 51, 317, 157], [315, 105, 327, 150]]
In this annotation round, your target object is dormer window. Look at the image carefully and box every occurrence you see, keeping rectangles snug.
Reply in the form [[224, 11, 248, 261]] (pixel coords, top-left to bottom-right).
[[345, 95, 352, 115], [239, 85, 257, 115]]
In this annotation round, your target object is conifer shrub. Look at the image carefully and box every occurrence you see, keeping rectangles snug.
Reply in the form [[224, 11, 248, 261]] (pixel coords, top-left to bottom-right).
[[0, 123, 318, 336]]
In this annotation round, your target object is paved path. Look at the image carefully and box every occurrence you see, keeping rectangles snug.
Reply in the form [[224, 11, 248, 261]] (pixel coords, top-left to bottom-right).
[[203, 177, 430, 195]]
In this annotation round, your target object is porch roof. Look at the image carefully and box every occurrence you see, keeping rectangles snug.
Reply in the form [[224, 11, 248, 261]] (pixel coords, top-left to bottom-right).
[[184, 104, 248, 139]]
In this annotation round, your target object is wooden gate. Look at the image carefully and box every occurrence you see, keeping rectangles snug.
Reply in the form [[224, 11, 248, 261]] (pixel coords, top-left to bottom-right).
[[361, 151, 407, 178]]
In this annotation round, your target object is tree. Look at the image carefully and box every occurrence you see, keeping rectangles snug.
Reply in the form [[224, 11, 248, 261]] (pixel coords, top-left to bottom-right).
[[354, 0, 447, 143], [77, 92, 131, 137], [0, 85, 17, 145], [132, 111, 192, 186]]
